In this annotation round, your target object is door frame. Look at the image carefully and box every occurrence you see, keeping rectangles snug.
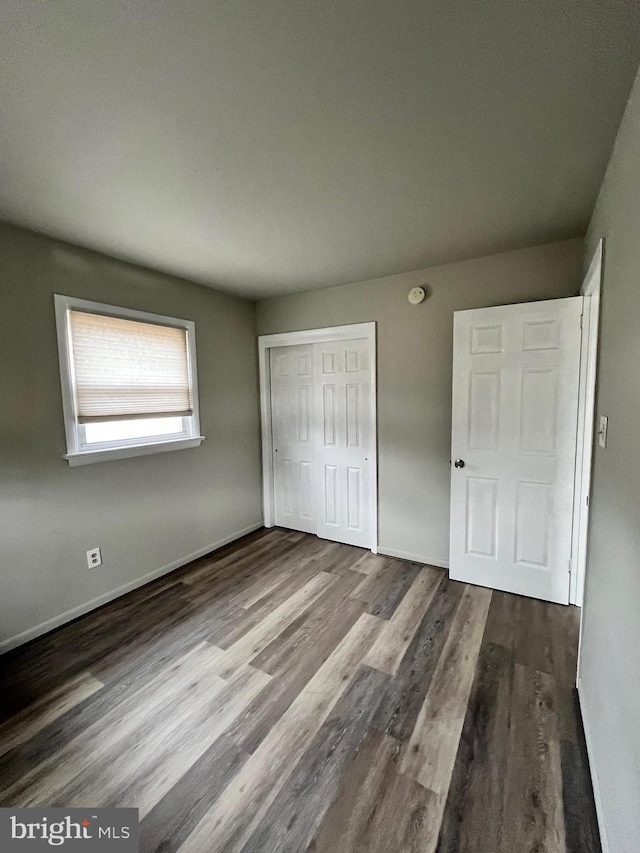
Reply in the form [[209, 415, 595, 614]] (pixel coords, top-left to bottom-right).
[[258, 322, 378, 552], [570, 240, 603, 606]]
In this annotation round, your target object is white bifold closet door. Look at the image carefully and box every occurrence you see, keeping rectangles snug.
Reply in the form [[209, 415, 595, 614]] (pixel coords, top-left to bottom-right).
[[270, 339, 373, 548], [270, 344, 316, 535]]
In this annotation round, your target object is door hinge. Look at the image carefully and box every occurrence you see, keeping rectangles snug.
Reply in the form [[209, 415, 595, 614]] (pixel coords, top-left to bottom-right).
[[580, 312, 584, 330], [568, 560, 574, 601]]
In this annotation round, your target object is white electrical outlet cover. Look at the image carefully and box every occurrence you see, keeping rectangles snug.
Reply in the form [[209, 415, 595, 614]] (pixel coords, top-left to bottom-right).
[[87, 548, 102, 569]]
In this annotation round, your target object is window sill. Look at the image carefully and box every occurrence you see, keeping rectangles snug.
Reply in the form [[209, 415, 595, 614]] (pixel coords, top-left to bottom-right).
[[64, 436, 205, 466]]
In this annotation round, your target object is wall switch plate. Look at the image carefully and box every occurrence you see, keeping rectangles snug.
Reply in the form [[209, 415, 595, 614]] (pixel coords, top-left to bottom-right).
[[598, 415, 608, 449], [87, 547, 102, 569]]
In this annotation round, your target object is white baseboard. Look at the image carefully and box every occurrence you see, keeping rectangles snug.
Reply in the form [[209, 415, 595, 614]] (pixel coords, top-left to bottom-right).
[[376, 546, 449, 570], [0, 521, 264, 655], [577, 676, 610, 853]]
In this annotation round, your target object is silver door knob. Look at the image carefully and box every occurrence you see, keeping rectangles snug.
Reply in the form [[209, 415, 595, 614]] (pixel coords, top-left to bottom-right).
[[454, 459, 465, 468]]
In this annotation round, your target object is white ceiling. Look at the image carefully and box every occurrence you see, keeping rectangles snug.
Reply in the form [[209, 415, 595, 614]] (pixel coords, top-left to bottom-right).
[[1, 1, 639, 299]]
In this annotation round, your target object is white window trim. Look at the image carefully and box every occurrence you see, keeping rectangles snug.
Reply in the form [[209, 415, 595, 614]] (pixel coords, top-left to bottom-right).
[[54, 295, 204, 466]]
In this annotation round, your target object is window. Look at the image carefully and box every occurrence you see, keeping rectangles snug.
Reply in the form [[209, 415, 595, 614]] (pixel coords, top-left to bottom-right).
[[54, 295, 204, 465]]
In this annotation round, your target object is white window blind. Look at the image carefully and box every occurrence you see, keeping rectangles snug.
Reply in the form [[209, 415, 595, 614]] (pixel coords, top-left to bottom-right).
[[68, 311, 193, 423]]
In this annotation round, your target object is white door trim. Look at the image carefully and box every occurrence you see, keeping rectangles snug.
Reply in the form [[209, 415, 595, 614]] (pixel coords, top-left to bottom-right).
[[258, 323, 378, 552], [571, 240, 603, 606], [582, 239, 603, 297]]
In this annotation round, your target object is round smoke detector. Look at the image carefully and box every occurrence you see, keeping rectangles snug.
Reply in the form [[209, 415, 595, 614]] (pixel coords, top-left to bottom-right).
[[408, 286, 426, 305]]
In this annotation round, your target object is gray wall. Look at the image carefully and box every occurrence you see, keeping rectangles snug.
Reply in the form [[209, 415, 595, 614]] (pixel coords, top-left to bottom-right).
[[257, 238, 583, 565], [579, 69, 640, 853], [0, 224, 263, 649]]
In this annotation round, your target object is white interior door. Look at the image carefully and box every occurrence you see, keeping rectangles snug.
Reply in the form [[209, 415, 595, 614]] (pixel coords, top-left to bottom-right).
[[270, 336, 374, 548], [449, 297, 583, 604], [314, 338, 373, 548], [271, 344, 316, 534]]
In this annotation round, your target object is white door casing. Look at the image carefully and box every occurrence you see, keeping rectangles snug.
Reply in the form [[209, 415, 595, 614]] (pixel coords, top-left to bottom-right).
[[260, 323, 377, 552], [572, 239, 602, 607], [449, 297, 583, 604]]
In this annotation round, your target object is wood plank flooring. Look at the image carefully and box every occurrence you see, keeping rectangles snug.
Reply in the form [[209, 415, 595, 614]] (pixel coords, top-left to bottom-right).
[[0, 528, 601, 852]]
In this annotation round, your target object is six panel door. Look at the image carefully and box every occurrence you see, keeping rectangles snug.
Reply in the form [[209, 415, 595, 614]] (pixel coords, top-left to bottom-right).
[[449, 297, 583, 604], [270, 344, 317, 534], [313, 338, 373, 548], [270, 338, 374, 548]]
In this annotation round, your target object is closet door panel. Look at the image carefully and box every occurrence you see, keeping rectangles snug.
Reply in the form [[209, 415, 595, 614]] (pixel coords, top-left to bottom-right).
[[314, 339, 373, 548], [271, 345, 317, 533]]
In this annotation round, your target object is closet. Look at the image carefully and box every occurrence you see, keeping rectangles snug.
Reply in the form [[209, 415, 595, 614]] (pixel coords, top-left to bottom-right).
[[268, 335, 375, 548]]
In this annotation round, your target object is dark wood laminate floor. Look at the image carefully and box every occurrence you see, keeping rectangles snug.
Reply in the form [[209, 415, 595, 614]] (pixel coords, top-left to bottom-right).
[[0, 528, 601, 852]]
